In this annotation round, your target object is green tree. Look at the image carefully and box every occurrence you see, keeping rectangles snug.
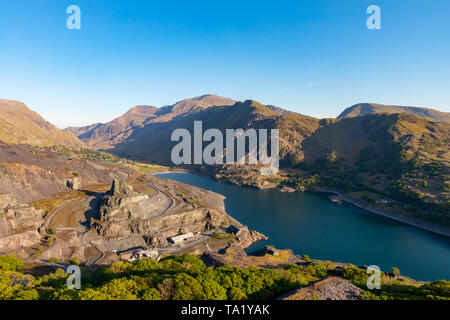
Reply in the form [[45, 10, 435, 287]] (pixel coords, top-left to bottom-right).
[[141, 288, 161, 300], [228, 287, 247, 300], [0, 256, 24, 271], [173, 273, 205, 300]]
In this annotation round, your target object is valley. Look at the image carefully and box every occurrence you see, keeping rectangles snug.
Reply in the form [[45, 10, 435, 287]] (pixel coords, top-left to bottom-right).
[[0, 96, 449, 300]]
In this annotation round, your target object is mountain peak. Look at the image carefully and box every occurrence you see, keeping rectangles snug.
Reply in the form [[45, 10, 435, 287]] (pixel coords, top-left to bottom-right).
[[124, 105, 158, 116]]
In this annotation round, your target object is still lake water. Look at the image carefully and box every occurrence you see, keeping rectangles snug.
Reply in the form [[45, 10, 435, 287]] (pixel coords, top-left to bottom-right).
[[156, 173, 450, 281]]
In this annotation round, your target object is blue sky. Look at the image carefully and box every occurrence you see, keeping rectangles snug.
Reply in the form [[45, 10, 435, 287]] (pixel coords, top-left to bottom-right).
[[0, 0, 449, 128]]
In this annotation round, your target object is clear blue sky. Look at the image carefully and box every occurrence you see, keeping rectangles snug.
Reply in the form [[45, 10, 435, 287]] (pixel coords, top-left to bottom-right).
[[0, 0, 449, 128]]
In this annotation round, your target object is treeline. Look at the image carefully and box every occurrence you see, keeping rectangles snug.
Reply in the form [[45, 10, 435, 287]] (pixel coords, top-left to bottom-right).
[[1, 255, 449, 300], [1, 255, 327, 300]]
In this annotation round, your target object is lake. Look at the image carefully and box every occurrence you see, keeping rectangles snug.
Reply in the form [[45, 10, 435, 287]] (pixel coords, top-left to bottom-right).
[[156, 172, 450, 281]]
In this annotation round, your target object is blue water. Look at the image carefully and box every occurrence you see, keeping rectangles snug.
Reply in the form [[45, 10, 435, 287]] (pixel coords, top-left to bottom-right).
[[156, 173, 450, 281]]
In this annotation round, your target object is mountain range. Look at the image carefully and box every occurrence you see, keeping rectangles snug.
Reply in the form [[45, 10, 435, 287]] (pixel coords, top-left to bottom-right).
[[62, 95, 449, 166], [0, 95, 448, 226]]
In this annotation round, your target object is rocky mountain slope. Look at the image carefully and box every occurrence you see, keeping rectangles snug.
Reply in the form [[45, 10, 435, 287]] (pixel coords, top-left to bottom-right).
[[67, 98, 319, 164], [0, 140, 136, 203], [66, 94, 236, 150], [0, 99, 84, 148], [338, 103, 450, 123]]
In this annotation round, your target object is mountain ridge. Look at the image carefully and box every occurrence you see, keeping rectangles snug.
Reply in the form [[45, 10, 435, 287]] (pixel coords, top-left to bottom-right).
[[0, 99, 84, 148], [338, 103, 450, 123]]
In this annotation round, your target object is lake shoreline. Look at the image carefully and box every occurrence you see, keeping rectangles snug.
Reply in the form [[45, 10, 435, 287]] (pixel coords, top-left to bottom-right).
[[154, 171, 450, 238], [155, 169, 450, 238], [310, 187, 450, 238]]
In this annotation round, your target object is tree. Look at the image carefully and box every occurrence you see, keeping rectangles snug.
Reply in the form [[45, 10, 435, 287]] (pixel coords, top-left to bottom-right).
[[173, 273, 205, 300], [141, 288, 161, 300], [0, 256, 24, 271], [100, 278, 138, 300], [301, 254, 310, 262], [228, 287, 247, 300]]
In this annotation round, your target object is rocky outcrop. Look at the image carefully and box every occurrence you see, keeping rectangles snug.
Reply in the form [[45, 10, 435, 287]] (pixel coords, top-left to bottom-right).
[[67, 177, 82, 190], [0, 204, 43, 237], [235, 228, 268, 248], [97, 180, 230, 246], [0, 230, 41, 252], [99, 179, 154, 222], [279, 277, 362, 300], [0, 204, 43, 252], [99, 206, 227, 247], [41, 229, 84, 262], [0, 142, 136, 203]]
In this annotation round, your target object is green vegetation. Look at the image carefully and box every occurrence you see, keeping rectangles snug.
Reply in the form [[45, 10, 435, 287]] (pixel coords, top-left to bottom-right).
[[301, 254, 310, 262], [0, 256, 24, 271], [0, 254, 324, 300], [0, 255, 448, 300], [211, 232, 234, 240], [46, 228, 57, 235], [40, 146, 125, 163], [342, 265, 449, 300]]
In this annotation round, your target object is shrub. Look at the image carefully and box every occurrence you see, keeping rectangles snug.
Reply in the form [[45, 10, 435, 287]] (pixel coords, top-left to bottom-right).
[[141, 288, 161, 300], [301, 254, 310, 262], [0, 256, 24, 271]]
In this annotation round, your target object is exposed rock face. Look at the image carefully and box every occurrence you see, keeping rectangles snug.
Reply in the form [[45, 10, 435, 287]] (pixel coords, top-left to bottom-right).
[[279, 277, 362, 300], [67, 177, 82, 190], [99, 179, 153, 222], [0, 204, 43, 251], [0, 194, 15, 209], [0, 141, 136, 203], [0, 230, 41, 252], [97, 180, 229, 246], [235, 228, 268, 248], [0, 205, 43, 237], [41, 229, 84, 262]]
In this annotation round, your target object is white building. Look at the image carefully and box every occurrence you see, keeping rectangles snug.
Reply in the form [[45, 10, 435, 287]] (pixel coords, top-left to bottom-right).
[[168, 232, 194, 244]]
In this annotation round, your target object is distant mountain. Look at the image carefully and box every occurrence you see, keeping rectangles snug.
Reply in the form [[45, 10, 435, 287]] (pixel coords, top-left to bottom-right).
[[338, 103, 450, 123], [66, 94, 236, 149], [0, 99, 84, 148], [66, 105, 159, 145], [303, 112, 450, 165], [67, 97, 319, 164]]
